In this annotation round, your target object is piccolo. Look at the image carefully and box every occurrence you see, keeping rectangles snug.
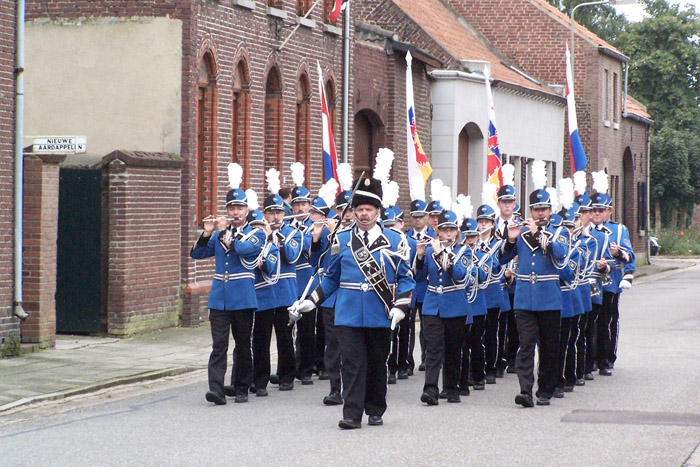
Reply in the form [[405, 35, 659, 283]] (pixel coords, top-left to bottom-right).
[[283, 213, 309, 220]]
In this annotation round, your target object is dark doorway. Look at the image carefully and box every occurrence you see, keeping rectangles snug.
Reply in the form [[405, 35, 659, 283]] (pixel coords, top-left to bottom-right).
[[56, 168, 102, 334]]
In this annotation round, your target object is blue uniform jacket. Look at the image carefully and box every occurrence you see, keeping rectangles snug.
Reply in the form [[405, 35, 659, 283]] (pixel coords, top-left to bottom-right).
[[190, 224, 266, 311], [254, 242, 281, 312], [290, 217, 315, 297], [603, 221, 636, 294], [312, 227, 415, 328], [309, 226, 335, 308], [471, 246, 494, 316], [416, 244, 472, 318], [588, 227, 609, 306], [478, 237, 505, 310], [500, 223, 570, 311], [575, 236, 594, 313], [406, 227, 435, 306], [271, 225, 303, 308], [559, 247, 582, 318]]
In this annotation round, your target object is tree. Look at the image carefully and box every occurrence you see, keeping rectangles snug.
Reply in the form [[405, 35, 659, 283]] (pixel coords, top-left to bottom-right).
[[545, 0, 629, 45]]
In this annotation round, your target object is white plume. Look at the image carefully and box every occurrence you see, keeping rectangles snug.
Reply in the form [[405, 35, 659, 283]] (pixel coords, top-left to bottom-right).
[[559, 178, 575, 210], [501, 163, 515, 187], [409, 174, 426, 202], [481, 182, 497, 209], [228, 163, 243, 190], [382, 181, 400, 209], [573, 170, 587, 195], [245, 189, 259, 211], [439, 185, 453, 211], [457, 194, 473, 220], [546, 187, 559, 212], [318, 178, 339, 208], [531, 160, 547, 190], [591, 170, 609, 194], [373, 148, 395, 186], [266, 168, 281, 195], [452, 194, 470, 224], [430, 179, 444, 201], [290, 162, 305, 187], [337, 163, 353, 191]]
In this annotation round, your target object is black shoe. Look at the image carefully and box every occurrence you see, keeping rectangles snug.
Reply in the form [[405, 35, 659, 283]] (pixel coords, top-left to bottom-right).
[[205, 391, 227, 405], [279, 382, 294, 391], [553, 387, 565, 399], [420, 392, 439, 406], [584, 372, 595, 381], [388, 373, 397, 384], [249, 385, 256, 394], [562, 384, 575, 393], [223, 385, 236, 397], [473, 381, 485, 390], [536, 395, 551, 406], [339, 419, 361, 429], [467, 378, 475, 387], [418, 363, 426, 371], [235, 393, 248, 403], [323, 391, 343, 406], [575, 378, 585, 386], [515, 393, 534, 408], [300, 375, 314, 385], [256, 388, 268, 397], [459, 387, 470, 396], [397, 370, 409, 380], [407, 368, 414, 376], [485, 375, 497, 384], [599, 368, 613, 376], [506, 366, 517, 374], [447, 393, 461, 403], [496, 368, 505, 378], [318, 370, 330, 381], [269, 374, 280, 385], [368, 415, 383, 426], [438, 390, 448, 399]]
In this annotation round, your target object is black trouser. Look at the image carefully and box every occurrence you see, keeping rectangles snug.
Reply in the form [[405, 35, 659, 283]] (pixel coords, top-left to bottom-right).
[[389, 312, 411, 374], [585, 306, 600, 373], [557, 316, 573, 387], [514, 309, 560, 398], [417, 302, 426, 365], [336, 326, 391, 422], [505, 294, 519, 366], [423, 315, 465, 398], [459, 323, 472, 389], [608, 292, 621, 366], [468, 314, 486, 383], [315, 307, 326, 372], [321, 306, 341, 393], [564, 315, 581, 386], [406, 306, 418, 371], [295, 306, 317, 378], [596, 292, 618, 371], [497, 311, 508, 371], [208, 308, 254, 397], [576, 313, 587, 380], [252, 308, 296, 389], [485, 307, 500, 376]]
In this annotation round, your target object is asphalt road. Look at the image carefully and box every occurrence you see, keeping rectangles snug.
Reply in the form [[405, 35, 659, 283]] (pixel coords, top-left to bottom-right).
[[2, 267, 700, 466]]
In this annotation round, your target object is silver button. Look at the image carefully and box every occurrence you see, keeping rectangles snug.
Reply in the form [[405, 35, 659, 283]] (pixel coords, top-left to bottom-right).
[[361, 283, 369, 292], [437, 286, 443, 294]]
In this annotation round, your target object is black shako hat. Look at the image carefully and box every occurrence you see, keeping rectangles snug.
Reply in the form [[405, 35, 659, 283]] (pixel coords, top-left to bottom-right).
[[351, 177, 383, 209]]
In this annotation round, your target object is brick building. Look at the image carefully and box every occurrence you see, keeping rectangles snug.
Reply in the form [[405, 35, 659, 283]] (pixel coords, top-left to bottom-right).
[[442, 0, 652, 250]]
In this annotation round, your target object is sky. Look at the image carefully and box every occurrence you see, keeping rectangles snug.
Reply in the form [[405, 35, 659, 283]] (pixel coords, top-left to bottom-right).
[[615, 0, 700, 22]]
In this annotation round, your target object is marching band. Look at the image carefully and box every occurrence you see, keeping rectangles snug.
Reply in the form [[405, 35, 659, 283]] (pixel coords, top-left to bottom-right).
[[190, 151, 636, 428]]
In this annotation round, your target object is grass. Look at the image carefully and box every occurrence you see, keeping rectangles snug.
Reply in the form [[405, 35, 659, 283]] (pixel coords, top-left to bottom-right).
[[656, 229, 700, 256]]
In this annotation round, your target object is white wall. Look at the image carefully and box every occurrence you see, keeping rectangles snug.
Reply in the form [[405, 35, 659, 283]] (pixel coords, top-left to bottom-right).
[[25, 17, 182, 164]]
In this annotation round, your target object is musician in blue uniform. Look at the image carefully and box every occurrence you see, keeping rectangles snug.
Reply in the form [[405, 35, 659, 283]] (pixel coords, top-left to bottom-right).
[[190, 168, 266, 405], [574, 193, 597, 385], [291, 177, 415, 429], [500, 188, 570, 407], [406, 199, 435, 373], [416, 209, 472, 404]]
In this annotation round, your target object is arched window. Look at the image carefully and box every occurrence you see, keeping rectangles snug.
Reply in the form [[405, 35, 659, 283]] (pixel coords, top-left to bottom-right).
[[264, 66, 283, 181], [296, 72, 312, 184], [353, 109, 385, 180], [196, 51, 217, 224], [623, 148, 635, 233], [232, 58, 251, 186], [325, 78, 337, 140]]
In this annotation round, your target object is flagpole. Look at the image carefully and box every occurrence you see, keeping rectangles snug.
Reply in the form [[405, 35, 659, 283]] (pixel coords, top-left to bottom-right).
[[341, 1, 350, 163], [277, 0, 323, 52]]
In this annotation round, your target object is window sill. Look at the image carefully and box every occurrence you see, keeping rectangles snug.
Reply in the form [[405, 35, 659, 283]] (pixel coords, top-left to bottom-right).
[[267, 6, 287, 19], [296, 16, 316, 28], [613, 122, 620, 130], [603, 120, 611, 128], [323, 23, 342, 36], [233, 0, 255, 10]]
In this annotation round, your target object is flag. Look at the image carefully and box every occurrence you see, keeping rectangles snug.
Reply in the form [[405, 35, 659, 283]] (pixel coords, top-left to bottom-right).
[[566, 44, 587, 174], [484, 68, 502, 190], [317, 61, 340, 191], [330, 0, 348, 23], [406, 50, 433, 195]]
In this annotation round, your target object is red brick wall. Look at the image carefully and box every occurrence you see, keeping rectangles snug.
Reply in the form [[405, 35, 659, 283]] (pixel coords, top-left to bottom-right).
[[103, 152, 183, 336], [0, 0, 17, 350], [21, 155, 63, 349]]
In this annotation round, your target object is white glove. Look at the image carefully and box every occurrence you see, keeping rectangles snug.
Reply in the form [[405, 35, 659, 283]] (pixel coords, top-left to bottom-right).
[[618, 279, 632, 290], [287, 299, 316, 323], [388, 307, 405, 331]]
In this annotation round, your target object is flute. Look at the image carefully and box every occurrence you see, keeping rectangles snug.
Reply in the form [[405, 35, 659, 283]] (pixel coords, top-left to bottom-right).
[[283, 213, 310, 220]]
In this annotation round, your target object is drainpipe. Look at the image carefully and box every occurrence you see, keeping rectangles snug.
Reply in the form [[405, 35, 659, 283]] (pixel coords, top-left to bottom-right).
[[341, 0, 350, 163], [645, 125, 651, 266], [14, 0, 28, 320]]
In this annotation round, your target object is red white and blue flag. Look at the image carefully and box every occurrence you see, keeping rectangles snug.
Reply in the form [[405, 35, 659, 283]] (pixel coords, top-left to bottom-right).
[[566, 44, 587, 174], [484, 69, 502, 189], [405, 51, 433, 198], [317, 61, 340, 190], [330, 0, 348, 23]]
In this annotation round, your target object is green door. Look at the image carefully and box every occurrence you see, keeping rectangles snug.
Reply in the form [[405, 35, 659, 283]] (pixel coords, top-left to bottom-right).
[[56, 168, 102, 334]]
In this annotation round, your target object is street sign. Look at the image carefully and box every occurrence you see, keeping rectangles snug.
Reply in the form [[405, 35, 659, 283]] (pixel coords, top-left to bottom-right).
[[32, 136, 87, 154]]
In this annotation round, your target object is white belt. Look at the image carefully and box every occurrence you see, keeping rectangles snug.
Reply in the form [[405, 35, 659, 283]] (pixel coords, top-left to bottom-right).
[[296, 263, 312, 271], [516, 273, 559, 284], [278, 272, 296, 280], [339, 281, 395, 293], [213, 272, 255, 282], [427, 284, 464, 294]]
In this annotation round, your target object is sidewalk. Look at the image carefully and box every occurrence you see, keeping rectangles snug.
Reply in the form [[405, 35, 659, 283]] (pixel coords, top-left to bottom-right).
[[0, 256, 696, 414]]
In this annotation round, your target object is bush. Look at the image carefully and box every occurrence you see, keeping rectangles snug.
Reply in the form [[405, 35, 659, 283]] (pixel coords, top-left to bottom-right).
[[656, 229, 700, 256]]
